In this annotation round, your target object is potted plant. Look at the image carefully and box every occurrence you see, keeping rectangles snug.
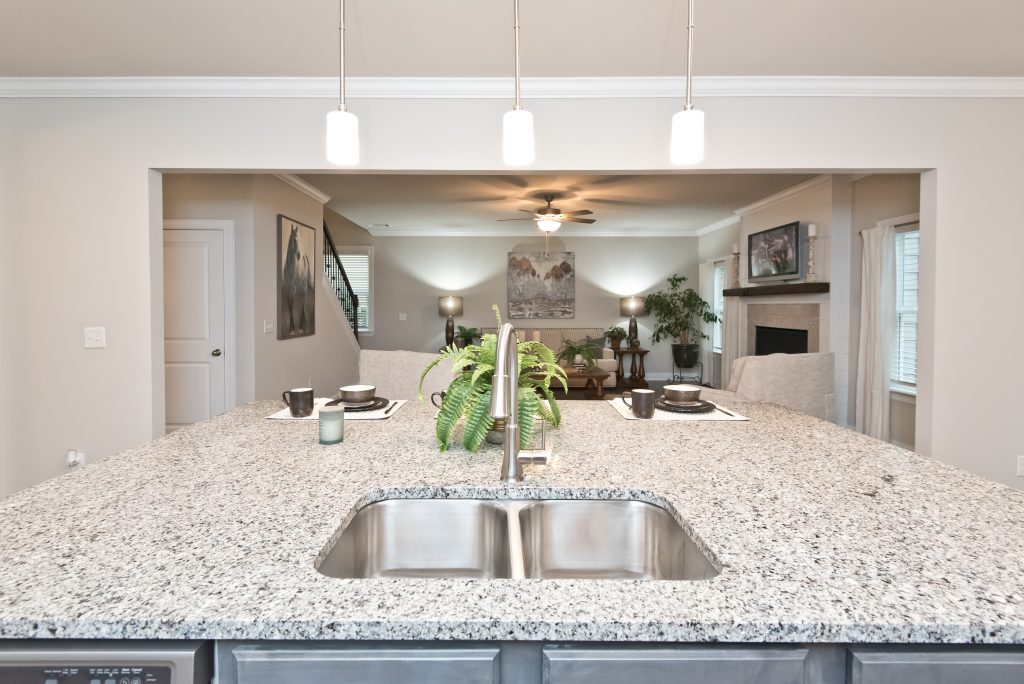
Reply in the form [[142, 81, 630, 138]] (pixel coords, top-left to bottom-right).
[[603, 325, 628, 350], [419, 306, 567, 452], [644, 274, 720, 369], [455, 325, 481, 349], [556, 338, 598, 371]]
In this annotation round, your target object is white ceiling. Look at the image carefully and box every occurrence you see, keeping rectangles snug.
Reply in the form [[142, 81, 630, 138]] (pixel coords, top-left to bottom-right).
[[300, 173, 817, 236], [2, 0, 1022, 77]]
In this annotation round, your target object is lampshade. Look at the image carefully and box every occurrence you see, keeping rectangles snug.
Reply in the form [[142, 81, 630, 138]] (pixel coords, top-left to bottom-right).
[[670, 108, 704, 165], [536, 218, 561, 233], [438, 296, 463, 317], [503, 108, 535, 166], [326, 109, 360, 165], [620, 296, 643, 316]]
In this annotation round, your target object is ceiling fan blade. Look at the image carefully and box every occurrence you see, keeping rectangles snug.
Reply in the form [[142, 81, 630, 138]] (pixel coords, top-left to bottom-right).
[[563, 217, 597, 224], [519, 208, 538, 214], [561, 209, 593, 217], [497, 218, 534, 222]]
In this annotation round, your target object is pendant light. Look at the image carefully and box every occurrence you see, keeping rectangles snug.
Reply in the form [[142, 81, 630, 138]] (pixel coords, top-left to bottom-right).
[[326, 0, 359, 165], [502, 0, 535, 166], [670, 0, 704, 165]]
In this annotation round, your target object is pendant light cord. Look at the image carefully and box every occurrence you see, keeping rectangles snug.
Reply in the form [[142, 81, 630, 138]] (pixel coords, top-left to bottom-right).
[[338, 0, 347, 112], [684, 0, 694, 111], [513, 0, 522, 110]]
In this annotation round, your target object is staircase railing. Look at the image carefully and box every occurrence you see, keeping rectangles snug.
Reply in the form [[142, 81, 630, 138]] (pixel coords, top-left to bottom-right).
[[322, 224, 359, 340]]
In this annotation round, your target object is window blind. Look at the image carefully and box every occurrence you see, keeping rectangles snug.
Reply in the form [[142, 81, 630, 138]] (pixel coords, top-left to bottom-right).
[[338, 252, 371, 331], [892, 230, 919, 386], [712, 262, 726, 353]]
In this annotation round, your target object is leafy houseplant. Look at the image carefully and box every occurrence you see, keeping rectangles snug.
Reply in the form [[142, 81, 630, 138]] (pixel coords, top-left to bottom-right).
[[419, 306, 567, 452], [455, 325, 481, 348], [557, 338, 598, 371], [603, 325, 628, 350], [644, 274, 720, 368]]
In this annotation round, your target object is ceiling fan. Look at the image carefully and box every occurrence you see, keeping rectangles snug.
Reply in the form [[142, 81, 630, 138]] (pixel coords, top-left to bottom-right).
[[498, 193, 596, 233]]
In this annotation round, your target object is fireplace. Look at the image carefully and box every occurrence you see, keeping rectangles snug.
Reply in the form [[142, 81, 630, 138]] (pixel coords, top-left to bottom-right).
[[755, 326, 809, 356]]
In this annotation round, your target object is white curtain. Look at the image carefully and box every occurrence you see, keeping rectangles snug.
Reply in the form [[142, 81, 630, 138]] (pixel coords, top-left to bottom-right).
[[856, 224, 896, 439], [721, 297, 742, 390], [698, 261, 715, 378]]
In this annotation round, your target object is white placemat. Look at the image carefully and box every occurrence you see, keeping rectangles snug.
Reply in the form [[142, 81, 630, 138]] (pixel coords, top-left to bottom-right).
[[266, 398, 407, 421], [608, 397, 748, 421]]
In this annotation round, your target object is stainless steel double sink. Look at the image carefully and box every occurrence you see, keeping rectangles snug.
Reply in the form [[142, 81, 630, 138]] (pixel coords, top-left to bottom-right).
[[317, 498, 718, 581]]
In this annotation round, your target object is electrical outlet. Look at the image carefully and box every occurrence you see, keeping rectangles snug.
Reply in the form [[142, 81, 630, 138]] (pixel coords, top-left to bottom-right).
[[398, 312, 407, 321], [263, 320, 275, 334], [83, 327, 106, 348], [1017, 455, 1024, 477], [66, 450, 85, 468]]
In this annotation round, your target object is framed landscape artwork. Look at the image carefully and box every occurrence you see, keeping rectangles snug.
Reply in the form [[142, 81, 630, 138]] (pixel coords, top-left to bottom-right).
[[277, 214, 316, 339], [507, 251, 575, 319]]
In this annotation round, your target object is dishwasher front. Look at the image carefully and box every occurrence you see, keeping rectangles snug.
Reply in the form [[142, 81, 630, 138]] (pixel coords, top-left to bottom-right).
[[0, 640, 212, 684]]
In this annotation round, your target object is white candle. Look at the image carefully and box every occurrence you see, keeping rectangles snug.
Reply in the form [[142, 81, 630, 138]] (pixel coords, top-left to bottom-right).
[[807, 223, 817, 237], [319, 406, 345, 444], [731, 243, 739, 254]]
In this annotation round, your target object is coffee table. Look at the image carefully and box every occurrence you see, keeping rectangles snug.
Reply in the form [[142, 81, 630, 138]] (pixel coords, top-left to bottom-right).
[[565, 369, 611, 399]]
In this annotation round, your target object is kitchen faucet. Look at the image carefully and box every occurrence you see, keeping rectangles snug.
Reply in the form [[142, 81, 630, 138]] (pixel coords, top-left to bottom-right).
[[490, 322, 523, 482]]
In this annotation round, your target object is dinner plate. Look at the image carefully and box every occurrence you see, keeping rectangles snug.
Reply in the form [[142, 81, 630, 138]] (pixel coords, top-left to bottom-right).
[[654, 397, 716, 414], [326, 396, 391, 412]]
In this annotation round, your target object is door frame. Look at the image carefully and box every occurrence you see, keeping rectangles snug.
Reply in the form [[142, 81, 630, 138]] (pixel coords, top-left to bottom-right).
[[163, 219, 237, 414]]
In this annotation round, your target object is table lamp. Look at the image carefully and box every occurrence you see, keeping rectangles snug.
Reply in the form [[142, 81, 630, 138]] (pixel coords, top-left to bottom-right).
[[620, 296, 643, 348], [438, 295, 463, 347]]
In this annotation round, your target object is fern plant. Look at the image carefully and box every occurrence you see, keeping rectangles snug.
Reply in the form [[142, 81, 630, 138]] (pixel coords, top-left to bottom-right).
[[419, 305, 567, 452]]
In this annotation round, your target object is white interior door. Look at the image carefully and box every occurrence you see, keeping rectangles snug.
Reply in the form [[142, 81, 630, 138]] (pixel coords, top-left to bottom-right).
[[164, 227, 228, 432]]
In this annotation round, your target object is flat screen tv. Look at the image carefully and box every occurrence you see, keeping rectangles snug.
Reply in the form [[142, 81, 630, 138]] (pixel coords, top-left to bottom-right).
[[747, 221, 802, 283]]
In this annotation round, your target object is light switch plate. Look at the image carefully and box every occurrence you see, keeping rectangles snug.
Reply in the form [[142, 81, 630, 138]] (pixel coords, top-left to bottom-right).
[[398, 312, 407, 321], [1017, 455, 1024, 477], [83, 327, 106, 348], [263, 320, 275, 334]]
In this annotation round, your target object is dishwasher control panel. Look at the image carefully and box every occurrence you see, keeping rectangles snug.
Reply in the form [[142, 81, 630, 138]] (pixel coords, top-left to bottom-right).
[[0, 641, 210, 684], [0, 664, 170, 684]]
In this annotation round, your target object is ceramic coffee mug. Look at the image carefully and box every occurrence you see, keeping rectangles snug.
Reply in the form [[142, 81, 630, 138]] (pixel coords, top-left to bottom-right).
[[282, 387, 314, 417], [622, 388, 656, 419]]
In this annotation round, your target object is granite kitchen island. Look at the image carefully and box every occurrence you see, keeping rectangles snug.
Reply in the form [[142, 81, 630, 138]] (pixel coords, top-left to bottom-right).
[[0, 397, 1022, 682]]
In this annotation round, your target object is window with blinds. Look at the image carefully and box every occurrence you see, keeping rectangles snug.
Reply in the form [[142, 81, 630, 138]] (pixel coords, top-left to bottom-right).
[[892, 229, 919, 387], [338, 248, 372, 332], [712, 261, 727, 353]]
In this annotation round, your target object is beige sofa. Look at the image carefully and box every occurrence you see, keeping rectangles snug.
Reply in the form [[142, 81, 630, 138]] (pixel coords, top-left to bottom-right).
[[711, 352, 836, 421], [481, 327, 618, 389]]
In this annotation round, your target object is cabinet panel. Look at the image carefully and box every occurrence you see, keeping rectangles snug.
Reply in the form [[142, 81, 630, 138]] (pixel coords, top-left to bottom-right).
[[849, 649, 1024, 684], [543, 646, 809, 684], [234, 646, 499, 684]]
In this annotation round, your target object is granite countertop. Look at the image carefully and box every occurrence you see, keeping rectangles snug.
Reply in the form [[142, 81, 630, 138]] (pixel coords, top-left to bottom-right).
[[0, 395, 1022, 643]]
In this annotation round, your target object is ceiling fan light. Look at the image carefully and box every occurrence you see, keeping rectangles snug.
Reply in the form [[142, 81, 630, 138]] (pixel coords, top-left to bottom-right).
[[670, 108, 704, 165], [326, 109, 360, 166], [536, 218, 561, 232], [503, 108, 535, 166]]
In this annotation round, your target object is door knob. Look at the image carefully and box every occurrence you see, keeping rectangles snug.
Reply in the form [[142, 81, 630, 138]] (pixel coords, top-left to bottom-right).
[[211, 349, 222, 357]]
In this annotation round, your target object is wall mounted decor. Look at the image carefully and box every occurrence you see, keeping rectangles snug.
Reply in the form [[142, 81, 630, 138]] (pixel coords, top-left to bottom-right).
[[277, 214, 316, 339], [748, 221, 802, 283], [507, 251, 575, 319]]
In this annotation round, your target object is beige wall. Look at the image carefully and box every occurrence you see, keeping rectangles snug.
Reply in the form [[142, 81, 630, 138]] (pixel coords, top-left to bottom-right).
[[698, 223, 741, 264], [334, 232, 700, 378], [1, 94, 1022, 490]]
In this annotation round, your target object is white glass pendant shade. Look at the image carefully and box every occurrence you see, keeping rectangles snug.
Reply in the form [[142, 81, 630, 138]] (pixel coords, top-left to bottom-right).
[[326, 109, 360, 165], [536, 218, 561, 232], [502, 108, 535, 166], [670, 108, 704, 165]]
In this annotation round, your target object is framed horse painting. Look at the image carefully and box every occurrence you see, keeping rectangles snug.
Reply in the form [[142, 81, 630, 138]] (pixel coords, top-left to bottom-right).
[[277, 215, 316, 339]]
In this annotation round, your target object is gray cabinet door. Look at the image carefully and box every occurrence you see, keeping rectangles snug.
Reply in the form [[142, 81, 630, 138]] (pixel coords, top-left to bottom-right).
[[849, 648, 1024, 684], [234, 646, 500, 684], [543, 646, 810, 684]]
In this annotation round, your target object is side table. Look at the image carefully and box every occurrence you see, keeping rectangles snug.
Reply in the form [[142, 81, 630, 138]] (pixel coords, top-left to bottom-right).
[[613, 347, 649, 389]]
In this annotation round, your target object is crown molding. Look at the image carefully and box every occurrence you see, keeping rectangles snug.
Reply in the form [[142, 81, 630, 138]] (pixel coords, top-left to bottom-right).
[[274, 174, 331, 204], [366, 226, 706, 238], [733, 175, 833, 217], [694, 214, 741, 236], [2, 76, 1023, 99]]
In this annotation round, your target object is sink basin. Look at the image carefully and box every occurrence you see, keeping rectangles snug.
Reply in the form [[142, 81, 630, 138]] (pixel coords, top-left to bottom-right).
[[318, 499, 511, 579], [518, 499, 718, 580], [318, 498, 717, 581]]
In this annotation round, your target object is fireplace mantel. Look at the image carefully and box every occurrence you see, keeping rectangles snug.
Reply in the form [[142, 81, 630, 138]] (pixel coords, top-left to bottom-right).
[[724, 282, 830, 297]]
